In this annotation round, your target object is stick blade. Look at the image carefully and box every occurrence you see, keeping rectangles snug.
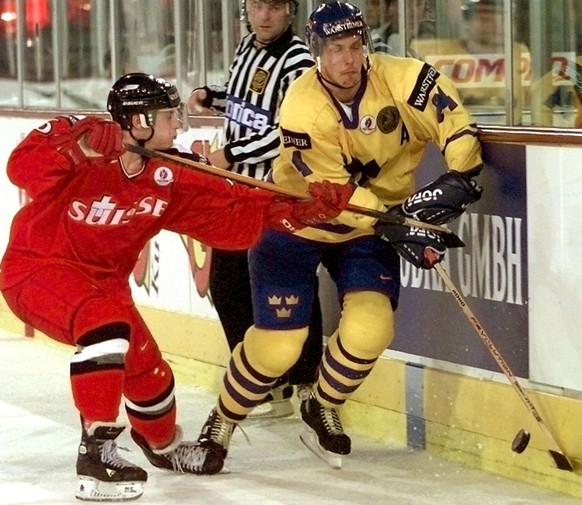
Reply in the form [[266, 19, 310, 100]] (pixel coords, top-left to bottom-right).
[[549, 450, 574, 472]]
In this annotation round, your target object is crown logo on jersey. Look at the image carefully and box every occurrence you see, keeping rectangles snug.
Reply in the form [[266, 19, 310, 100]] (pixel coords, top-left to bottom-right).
[[285, 295, 299, 305], [276, 307, 291, 318], [268, 295, 282, 305]]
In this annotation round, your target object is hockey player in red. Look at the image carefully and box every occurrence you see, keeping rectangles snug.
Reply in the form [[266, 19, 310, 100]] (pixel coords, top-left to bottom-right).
[[0, 72, 348, 501]]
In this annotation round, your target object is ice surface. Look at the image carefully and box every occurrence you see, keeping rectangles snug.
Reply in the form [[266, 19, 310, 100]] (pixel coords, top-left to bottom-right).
[[0, 329, 579, 505]]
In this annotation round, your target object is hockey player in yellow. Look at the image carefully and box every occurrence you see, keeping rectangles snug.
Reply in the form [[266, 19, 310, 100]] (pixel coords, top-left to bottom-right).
[[193, 1, 483, 472], [275, 50, 482, 243]]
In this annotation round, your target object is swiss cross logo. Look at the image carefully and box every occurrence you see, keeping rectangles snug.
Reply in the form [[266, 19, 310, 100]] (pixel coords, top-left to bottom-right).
[[68, 195, 168, 225]]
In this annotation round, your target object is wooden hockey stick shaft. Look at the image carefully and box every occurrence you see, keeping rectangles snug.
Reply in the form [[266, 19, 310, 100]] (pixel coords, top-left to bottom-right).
[[126, 144, 456, 237], [433, 262, 574, 471]]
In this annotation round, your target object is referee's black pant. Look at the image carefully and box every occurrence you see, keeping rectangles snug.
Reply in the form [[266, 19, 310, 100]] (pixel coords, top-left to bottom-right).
[[209, 247, 323, 385]]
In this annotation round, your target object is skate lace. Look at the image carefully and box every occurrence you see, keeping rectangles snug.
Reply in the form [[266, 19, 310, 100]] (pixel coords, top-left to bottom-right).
[[101, 440, 138, 469], [167, 442, 207, 473], [208, 412, 234, 447], [320, 406, 344, 436]]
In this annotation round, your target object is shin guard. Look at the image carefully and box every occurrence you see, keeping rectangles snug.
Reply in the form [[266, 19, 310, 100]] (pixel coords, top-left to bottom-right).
[[70, 323, 130, 422], [124, 359, 177, 448], [218, 326, 308, 421], [316, 291, 394, 407]]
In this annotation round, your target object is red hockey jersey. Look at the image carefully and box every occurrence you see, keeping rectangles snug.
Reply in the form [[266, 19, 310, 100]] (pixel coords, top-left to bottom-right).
[[0, 116, 273, 294]]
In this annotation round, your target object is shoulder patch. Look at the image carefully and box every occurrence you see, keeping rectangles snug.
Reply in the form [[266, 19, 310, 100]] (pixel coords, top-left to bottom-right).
[[407, 63, 440, 111], [281, 128, 312, 150]]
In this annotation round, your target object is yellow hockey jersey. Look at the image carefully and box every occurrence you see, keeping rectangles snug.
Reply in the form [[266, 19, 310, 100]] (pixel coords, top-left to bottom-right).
[[272, 53, 482, 243]]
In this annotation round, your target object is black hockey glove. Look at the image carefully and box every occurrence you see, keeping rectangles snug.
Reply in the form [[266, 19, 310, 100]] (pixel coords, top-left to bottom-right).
[[374, 208, 447, 269], [402, 170, 483, 225]]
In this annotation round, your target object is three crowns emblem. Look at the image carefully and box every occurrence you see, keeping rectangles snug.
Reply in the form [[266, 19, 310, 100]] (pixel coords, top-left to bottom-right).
[[268, 294, 299, 318]]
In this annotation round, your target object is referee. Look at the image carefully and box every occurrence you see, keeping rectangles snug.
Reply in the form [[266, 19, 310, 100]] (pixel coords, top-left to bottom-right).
[[188, 0, 322, 418]]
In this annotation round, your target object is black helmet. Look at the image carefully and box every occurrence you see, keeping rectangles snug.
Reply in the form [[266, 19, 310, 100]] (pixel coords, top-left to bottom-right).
[[305, 2, 373, 57], [107, 72, 186, 131]]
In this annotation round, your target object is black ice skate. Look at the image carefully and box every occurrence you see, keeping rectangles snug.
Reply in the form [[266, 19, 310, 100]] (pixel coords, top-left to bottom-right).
[[300, 394, 351, 469], [195, 408, 235, 474], [76, 422, 147, 502], [131, 425, 221, 475]]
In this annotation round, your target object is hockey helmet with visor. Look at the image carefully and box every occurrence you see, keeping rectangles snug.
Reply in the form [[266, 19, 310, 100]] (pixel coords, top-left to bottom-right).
[[305, 2, 373, 58], [107, 72, 188, 134]]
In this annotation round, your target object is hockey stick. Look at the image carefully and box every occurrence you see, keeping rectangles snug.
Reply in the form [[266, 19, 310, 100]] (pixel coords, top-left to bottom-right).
[[126, 143, 464, 247], [432, 261, 574, 472]]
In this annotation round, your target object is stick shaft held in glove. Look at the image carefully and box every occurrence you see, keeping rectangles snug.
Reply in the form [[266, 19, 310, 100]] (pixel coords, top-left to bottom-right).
[[126, 144, 457, 238]]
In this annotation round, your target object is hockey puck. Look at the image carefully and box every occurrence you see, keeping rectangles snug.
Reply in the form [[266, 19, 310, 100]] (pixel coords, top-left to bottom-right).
[[511, 429, 531, 453]]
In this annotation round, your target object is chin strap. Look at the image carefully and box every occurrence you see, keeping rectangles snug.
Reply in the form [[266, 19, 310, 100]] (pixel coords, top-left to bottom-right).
[[129, 129, 153, 146]]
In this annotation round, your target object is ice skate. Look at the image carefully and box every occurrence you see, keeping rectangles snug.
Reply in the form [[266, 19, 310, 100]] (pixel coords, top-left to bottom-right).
[[194, 408, 236, 474], [299, 394, 351, 469], [131, 425, 222, 475], [75, 422, 147, 502], [247, 383, 294, 419]]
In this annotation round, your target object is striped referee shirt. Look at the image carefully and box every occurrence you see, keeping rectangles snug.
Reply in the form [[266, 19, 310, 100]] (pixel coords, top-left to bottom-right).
[[206, 26, 314, 180]]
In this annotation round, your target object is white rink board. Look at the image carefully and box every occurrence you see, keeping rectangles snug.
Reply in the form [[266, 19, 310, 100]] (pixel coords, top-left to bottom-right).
[[526, 145, 582, 391]]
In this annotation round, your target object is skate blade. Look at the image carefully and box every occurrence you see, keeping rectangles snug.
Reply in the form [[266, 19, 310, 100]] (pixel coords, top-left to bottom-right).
[[299, 426, 343, 469], [247, 399, 294, 420], [75, 477, 144, 502]]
